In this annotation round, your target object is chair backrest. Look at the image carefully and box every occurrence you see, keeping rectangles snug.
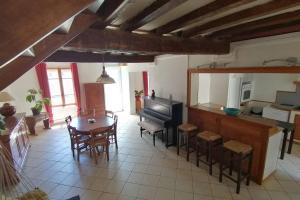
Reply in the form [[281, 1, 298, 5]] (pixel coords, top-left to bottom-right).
[[67, 125, 83, 143], [105, 110, 114, 118], [90, 127, 108, 137], [65, 116, 72, 125], [113, 115, 118, 132], [90, 128, 109, 144]]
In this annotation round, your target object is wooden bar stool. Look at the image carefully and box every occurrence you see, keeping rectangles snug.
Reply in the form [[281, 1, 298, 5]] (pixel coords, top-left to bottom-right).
[[196, 131, 223, 175], [177, 123, 197, 161], [219, 140, 253, 194]]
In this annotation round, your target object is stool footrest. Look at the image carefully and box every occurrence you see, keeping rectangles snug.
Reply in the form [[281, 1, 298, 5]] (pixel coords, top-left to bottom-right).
[[221, 170, 250, 183]]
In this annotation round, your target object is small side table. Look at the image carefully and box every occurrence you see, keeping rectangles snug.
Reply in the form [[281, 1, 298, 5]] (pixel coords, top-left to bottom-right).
[[25, 112, 50, 135]]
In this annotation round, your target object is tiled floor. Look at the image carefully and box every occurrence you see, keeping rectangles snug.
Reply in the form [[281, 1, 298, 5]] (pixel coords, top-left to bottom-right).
[[20, 113, 300, 200]]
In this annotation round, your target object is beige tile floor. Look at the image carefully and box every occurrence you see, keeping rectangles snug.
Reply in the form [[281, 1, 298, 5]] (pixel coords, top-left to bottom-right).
[[21, 113, 300, 200]]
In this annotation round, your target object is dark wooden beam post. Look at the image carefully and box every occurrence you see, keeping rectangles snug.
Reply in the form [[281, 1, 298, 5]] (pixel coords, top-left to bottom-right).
[[66, 29, 230, 55], [182, 0, 300, 38], [153, 0, 254, 35], [229, 21, 300, 42], [45, 50, 156, 63], [0, 13, 98, 91], [0, 0, 95, 67], [120, 0, 188, 31], [209, 10, 300, 40]]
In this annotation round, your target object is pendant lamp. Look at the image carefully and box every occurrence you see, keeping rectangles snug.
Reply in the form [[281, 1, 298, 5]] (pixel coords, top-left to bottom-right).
[[96, 55, 115, 84]]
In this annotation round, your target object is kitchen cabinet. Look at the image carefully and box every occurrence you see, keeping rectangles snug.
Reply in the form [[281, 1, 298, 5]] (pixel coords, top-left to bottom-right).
[[84, 83, 105, 115]]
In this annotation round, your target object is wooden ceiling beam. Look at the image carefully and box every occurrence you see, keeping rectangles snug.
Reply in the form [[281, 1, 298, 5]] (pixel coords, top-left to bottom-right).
[[182, 0, 300, 38], [45, 50, 155, 63], [153, 0, 254, 35], [66, 28, 230, 55], [0, 13, 98, 91], [91, 0, 128, 29], [0, 0, 95, 68], [229, 20, 300, 42], [210, 10, 300, 39], [120, 0, 188, 31]]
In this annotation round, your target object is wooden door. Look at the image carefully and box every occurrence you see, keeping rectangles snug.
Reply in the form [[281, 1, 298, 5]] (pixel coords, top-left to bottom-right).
[[84, 83, 105, 115]]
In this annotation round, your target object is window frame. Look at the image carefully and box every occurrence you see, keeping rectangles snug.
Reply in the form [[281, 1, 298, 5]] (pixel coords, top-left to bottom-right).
[[47, 67, 75, 107]]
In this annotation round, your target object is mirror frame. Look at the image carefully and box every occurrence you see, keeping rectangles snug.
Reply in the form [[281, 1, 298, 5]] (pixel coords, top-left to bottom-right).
[[187, 66, 300, 107]]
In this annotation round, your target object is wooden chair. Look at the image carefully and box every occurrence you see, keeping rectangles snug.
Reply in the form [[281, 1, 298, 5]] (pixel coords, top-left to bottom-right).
[[105, 110, 114, 118], [87, 128, 111, 164], [66, 125, 90, 162], [107, 115, 118, 149], [65, 116, 74, 157]]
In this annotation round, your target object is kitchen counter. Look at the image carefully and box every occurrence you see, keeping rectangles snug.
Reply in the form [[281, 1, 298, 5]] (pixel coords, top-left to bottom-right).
[[191, 103, 281, 136], [188, 104, 283, 184]]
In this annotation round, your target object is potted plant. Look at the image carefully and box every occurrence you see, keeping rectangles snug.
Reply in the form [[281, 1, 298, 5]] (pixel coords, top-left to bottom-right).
[[134, 90, 143, 113], [134, 90, 143, 100], [25, 89, 50, 116]]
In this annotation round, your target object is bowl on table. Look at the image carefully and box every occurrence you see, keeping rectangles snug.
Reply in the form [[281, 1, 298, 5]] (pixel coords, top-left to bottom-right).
[[223, 107, 240, 116]]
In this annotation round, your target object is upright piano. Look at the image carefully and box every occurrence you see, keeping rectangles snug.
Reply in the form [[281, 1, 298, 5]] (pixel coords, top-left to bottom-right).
[[139, 96, 183, 147]]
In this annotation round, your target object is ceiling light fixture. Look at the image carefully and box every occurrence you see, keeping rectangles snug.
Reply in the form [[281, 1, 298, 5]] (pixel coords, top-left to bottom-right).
[[96, 54, 115, 84]]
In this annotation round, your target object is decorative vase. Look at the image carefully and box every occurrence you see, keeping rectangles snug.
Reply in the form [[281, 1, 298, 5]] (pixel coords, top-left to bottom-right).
[[31, 108, 40, 116], [0, 103, 16, 118]]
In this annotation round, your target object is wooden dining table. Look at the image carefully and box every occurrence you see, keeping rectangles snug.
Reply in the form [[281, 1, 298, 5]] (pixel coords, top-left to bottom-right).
[[69, 114, 114, 134]]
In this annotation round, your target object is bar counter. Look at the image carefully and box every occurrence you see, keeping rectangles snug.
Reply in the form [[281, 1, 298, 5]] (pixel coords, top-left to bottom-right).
[[188, 104, 282, 184]]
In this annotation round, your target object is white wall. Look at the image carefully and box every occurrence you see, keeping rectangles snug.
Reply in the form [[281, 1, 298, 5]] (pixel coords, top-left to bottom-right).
[[226, 32, 300, 67], [121, 65, 130, 113], [2, 68, 39, 114], [252, 73, 297, 102], [129, 72, 144, 114], [209, 74, 229, 106], [126, 62, 154, 114], [149, 55, 188, 120], [198, 74, 211, 104]]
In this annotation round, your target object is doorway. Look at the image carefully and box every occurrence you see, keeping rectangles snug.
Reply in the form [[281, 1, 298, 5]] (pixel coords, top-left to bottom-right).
[[104, 67, 123, 112]]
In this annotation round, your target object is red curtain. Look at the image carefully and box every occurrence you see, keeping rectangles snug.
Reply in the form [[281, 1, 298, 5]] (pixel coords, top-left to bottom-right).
[[35, 63, 53, 125], [71, 63, 81, 116], [142, 71, 148, 96]]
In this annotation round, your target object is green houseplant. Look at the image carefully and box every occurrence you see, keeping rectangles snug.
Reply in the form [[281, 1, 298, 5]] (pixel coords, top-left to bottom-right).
[[25, 89, 50, 116], [134, 90, 143, 98]]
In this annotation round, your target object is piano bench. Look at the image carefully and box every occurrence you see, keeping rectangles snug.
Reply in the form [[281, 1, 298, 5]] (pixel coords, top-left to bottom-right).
[[138, 121, 164, 146]]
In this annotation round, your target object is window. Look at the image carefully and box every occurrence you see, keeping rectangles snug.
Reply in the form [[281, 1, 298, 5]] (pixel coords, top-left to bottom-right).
[[47, 68, 75, 106]]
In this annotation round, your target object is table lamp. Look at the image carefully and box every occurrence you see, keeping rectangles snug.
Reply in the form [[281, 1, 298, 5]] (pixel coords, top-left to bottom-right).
[[0, 92, 16, 118]]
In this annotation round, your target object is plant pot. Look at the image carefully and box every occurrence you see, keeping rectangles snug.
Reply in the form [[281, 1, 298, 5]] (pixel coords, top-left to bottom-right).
[[31, 108, 41, 116], [135, 96, 142, 113], [135, 96, 141, 101]]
